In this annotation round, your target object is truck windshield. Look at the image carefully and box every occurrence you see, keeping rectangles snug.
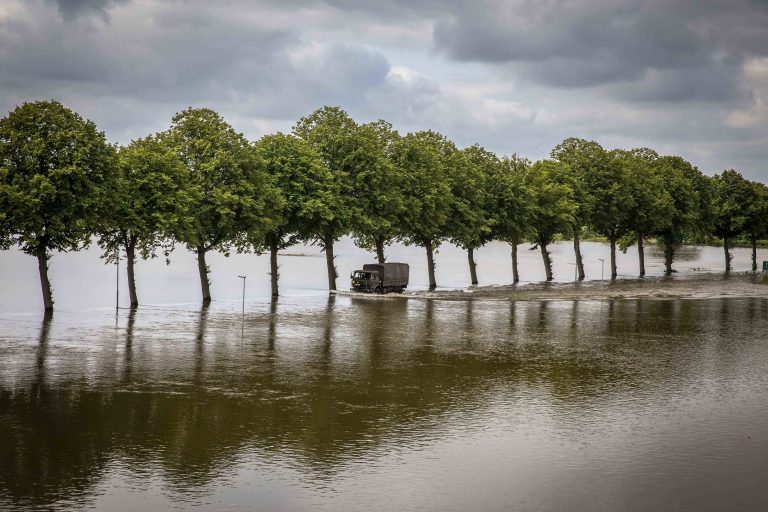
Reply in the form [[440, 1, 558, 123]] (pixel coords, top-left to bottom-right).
[[353, 271, 374, 279]]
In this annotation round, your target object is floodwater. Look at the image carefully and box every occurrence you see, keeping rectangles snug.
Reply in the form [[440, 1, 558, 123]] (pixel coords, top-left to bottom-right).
[[1, 239, 768, 511]]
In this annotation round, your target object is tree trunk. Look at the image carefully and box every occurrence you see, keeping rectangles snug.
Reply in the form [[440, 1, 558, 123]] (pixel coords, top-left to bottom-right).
[[723, 237, 731, 272], [610, 238, 618, 279], [375, 237, 385, 264], [467, 246, 478, 285], [269, 234, 279, 297], [196, 245, 211, 303], [510, 235, 519, 284], [36, 243, 53, 312], [425, 239, 436, 290], [751, 235, 758, 272], [573, 229, 585, 280], [540, 242, 553, 281], [323, 234, 337, 291], [637, 233, 645, 277], [126, 239, 138, 307], [664, 235, 674, 274]]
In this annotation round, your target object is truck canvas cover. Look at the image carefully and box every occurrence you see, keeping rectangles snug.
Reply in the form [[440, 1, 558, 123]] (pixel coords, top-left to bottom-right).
[[362, 263, 409, 283]]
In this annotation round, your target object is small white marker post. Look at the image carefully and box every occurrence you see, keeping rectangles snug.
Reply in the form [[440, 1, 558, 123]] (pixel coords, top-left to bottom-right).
[[115, 248, 120, 326], [237, 275, 246, 317], [598, 258, 605, 281], [115, 249, 120, 310], [237, 275, 246, 341]]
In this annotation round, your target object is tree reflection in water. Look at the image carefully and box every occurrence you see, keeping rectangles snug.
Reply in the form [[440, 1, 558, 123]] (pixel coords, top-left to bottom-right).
[[1, 296, 767, 509]]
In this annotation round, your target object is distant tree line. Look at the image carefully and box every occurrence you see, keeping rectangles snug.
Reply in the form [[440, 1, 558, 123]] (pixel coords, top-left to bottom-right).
[[1, 100, 767, 311]]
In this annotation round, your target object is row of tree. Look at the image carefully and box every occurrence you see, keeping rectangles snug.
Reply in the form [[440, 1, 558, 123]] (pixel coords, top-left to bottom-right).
[[1, 101, 767, 311]]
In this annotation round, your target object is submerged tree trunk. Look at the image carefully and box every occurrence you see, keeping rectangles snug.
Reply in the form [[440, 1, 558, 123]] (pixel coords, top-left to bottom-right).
[[663, 235, 675, 274], [637, 233, 645, 277], [323, 234, 337, 291], [126, 237, 138, 307], [610, 237, 618, 279], [36, 241, 53, 312], [468, 246, 478, 285], [425, 239, 436, 290], [723, 237, 732, 272], [751, 235, 758, 272], [196, 245, 211, 303], [573, 228, 585, 280], [269, 234, 279, 297], [540, 242, 553, 281], [510, 234, 519, 284], [375, 237, 386, 264]]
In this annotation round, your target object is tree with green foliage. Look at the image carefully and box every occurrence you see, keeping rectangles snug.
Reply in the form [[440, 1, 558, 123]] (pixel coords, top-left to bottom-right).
[[0, 100, 115, 311], [97, 136, 192, 307], [710, 169, 753, 272], [744, 180, 768, 272], [255, 133, 337, 296], [525, 160, 576, 281], [683, 164, 714, 239], [491, 154, 533, 283], [347, 120, 405, 264], [585, 148, 634, 279], [293, 106, 357, 290], [449, 145, 495, 285], [619, 148, 674, 277], [162, 107, 280, 303], [393, 130, 453, 289], [550, 138, 602, 280], [651, 156, 701, 274]]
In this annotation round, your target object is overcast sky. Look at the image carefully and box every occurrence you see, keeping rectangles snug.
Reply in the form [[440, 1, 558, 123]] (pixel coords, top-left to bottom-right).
[[2, 0, 767, 179]]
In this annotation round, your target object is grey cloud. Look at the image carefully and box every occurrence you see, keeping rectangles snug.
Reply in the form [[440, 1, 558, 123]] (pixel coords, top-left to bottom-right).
[[616, 62, 750, 103], [1, 0, 768, 180], [431, 0, 768, 97], [0, 1, 394, 141], [364, 70, 441, 124], [523, 56, 646, 89], [0, 5, 293, 102], [47, 0, 128, 20], [433, 1, 709, 65]]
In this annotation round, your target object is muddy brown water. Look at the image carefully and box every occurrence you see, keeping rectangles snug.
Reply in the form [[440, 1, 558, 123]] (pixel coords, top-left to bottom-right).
[[1, 239, 768, 511]]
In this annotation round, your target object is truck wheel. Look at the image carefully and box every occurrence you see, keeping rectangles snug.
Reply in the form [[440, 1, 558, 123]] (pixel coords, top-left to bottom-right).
[[375, 286, 383, 294]]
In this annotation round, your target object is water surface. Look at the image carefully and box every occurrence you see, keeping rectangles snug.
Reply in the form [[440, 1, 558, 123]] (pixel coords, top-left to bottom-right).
[[1, 240, 767, 511]]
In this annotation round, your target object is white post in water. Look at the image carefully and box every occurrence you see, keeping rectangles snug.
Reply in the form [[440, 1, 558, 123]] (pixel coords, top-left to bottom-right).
[[598, 258, 605, 281], [115, 249, 120, 311], [238, 275, 246, 317]]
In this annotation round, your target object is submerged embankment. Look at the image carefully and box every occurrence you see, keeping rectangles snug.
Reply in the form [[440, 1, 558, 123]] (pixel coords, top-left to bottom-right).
[[336, 273, 768, 301]]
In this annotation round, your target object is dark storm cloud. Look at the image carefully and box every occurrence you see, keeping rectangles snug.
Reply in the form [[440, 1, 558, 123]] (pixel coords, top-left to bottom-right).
[[431, 0, 768, 100], [0, 5, 292, 100], [47, 0, 128, 20]]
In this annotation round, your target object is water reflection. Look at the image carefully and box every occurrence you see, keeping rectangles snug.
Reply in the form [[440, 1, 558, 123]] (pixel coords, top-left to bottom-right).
[[267, 298, 277, 352], [121, 308, 136, 384], [1, 296, 768, 511], [32, 313, 52, 397], [193, 305, 209, 385]]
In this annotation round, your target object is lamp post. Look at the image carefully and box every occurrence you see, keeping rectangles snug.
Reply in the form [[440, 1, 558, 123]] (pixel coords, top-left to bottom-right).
[[598, 258, 605, 281]]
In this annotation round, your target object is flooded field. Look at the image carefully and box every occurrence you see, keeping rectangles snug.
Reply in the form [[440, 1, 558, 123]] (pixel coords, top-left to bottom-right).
[[1, 239, 768, 511]]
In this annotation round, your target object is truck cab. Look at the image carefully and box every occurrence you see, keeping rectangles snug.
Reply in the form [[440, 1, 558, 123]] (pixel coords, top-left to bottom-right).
[[351, 270, 380, 293]]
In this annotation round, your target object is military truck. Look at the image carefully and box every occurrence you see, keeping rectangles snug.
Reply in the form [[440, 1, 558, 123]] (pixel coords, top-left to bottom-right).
[[350, 263, 409, 293]]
